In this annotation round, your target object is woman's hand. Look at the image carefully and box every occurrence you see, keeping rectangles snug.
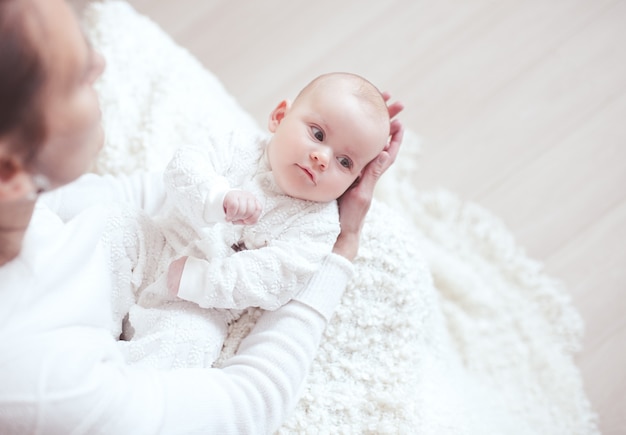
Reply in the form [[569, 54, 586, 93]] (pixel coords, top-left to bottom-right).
[[332, 94, 404, 260], [382, 91, 404, 121]]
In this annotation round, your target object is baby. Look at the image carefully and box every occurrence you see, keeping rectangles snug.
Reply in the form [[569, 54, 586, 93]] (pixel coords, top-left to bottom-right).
[[123, 72, 392, 368]]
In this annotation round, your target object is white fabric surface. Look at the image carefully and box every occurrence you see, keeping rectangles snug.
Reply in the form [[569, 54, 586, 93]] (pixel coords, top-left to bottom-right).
[[83, 2, 599, 433]]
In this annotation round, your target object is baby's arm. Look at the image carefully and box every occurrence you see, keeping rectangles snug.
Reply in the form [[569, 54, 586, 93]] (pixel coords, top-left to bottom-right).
[[171, 205, 340, 310], [165, 130, 268, 227], [164, 144, 232, 226]]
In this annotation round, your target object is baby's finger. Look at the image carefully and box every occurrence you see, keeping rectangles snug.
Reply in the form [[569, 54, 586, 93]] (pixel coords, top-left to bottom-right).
[[243, 197, 262, 225], [224, 197, 242, 222]]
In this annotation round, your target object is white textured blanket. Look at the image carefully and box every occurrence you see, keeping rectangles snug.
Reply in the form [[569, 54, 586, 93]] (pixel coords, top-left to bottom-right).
[[84, 2, 598, 433]]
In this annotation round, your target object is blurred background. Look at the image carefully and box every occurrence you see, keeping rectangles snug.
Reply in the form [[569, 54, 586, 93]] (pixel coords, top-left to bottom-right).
[[72, 1, 626, 432]]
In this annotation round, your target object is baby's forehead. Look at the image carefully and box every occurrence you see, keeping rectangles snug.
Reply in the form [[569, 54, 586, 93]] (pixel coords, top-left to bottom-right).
[[313, 76, 381, 101], [306, 83, 387, 119]]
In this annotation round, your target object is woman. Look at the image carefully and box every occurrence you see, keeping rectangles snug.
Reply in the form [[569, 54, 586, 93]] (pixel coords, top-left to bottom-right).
[[0, 0, 403, 433]]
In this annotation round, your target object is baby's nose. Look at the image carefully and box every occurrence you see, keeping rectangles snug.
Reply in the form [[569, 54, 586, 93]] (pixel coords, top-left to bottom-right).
[[310, 149, 330, 169]]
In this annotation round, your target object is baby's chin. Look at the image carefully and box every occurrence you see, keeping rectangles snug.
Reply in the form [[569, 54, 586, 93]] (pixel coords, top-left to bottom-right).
[[279, 183, 336, 203], [289, 190, 344, 204], [273, 172, 350, 203]]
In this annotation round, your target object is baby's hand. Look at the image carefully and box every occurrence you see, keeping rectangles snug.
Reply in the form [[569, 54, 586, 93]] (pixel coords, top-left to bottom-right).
[[223, 190, 262, 225]]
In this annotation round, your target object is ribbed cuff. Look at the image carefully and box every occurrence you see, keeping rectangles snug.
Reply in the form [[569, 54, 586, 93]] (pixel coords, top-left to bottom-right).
[[177, 256, 209, 307], [202, 178, 231, 223], [293, 254, 354, 323]]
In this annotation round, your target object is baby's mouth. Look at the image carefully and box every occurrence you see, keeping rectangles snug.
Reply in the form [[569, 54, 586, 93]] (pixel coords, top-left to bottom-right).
[[297, 164, 317, 184]]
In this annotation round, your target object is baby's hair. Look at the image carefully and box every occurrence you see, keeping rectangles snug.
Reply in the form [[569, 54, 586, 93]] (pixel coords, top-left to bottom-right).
[[294, 72, 390, 125]]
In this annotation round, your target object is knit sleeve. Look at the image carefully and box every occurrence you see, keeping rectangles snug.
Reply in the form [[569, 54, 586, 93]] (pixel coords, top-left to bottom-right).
[[177, 204, 341, 311], [163, 137, 235, 227]]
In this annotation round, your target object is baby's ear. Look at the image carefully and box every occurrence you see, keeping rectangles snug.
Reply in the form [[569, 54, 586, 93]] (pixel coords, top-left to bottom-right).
[[268, 99, 291, 133]]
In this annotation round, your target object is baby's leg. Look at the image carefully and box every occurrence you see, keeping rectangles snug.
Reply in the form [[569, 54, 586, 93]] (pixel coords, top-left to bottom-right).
[[101, 206, 165, 339], [119, 280, 230, 369]]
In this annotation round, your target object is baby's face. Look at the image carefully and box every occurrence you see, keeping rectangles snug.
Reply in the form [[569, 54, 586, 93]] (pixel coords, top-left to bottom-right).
[[266, 88, 389, 203]]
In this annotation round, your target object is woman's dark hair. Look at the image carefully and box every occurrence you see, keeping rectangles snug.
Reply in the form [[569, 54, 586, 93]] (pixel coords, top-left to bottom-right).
[[0, 0, 47, 164]]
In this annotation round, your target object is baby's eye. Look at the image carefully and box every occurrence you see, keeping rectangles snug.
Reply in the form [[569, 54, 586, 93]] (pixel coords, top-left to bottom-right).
[[337, 156, 353, 169], [311, 126, 324, 141]]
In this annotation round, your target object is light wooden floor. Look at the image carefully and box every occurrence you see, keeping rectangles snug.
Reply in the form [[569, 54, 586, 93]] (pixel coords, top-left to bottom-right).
[[73, 1, 626, 433]]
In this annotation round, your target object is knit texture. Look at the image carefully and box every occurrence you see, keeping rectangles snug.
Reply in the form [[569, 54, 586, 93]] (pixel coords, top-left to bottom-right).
[[162, 137, 340, 311], [83, 2, 598, 433]]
